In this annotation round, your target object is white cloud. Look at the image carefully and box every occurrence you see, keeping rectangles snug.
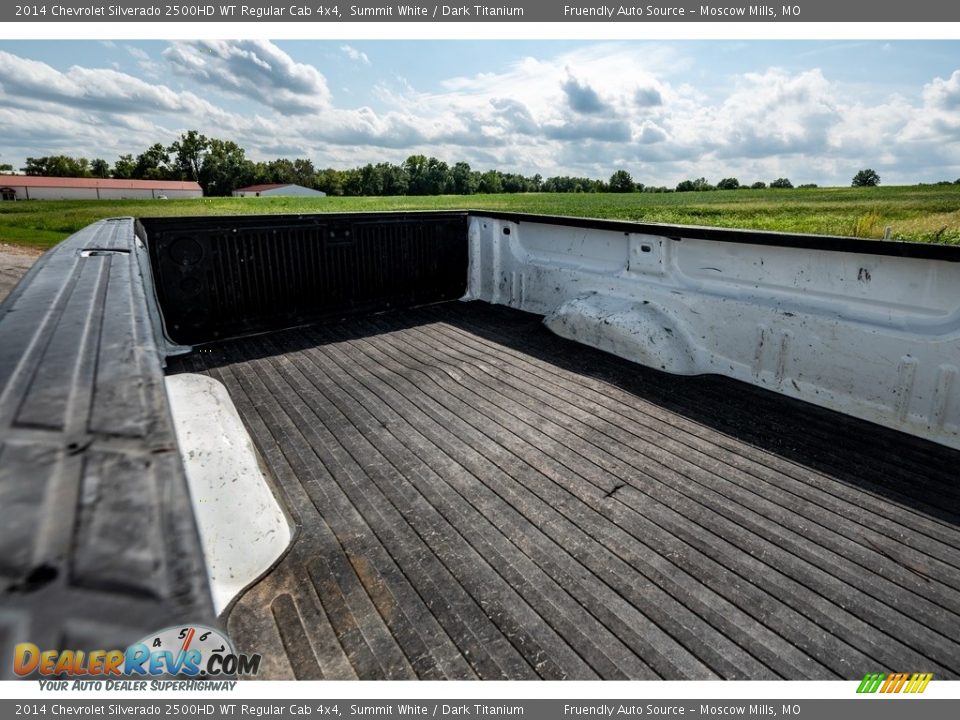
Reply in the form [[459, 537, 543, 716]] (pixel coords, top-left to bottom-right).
[[638, 124, 668, 144], [922, 69, 960, 111], [340, 45, 371, 66], [635, 87, 664, 107], [162, 40, 332, 114], [894, 71, 960, 172], [0, 51, 225, 118], [562, 76, 610, 114], [125, 45, 150, 61], [707, 68, 839, 158]]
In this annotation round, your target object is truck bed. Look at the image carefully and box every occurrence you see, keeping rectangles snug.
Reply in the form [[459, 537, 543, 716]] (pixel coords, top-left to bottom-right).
[[167, 301, 960, 680]]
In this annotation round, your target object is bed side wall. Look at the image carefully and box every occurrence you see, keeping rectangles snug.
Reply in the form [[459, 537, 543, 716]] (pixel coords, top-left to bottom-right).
[[466, 214, 960, 450]]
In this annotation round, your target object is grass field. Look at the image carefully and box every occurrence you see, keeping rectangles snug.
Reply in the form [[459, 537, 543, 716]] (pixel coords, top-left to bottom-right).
[[2, 185, 959, 249]]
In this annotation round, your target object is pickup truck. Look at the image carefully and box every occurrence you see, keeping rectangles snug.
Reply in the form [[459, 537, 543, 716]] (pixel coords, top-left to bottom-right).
[[1, 210, 958, 680]]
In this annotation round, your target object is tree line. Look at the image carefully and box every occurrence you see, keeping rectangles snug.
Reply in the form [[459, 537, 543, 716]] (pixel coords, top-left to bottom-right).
[[10, 132, 959, 196]]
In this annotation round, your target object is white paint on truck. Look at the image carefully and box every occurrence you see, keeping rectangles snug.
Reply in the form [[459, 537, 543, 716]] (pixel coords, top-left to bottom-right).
[[165, 373, 292, 614], [465, 215, 960, 450]]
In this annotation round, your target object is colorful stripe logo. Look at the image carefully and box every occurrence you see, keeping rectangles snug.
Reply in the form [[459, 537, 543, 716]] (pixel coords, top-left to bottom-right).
[[857, 672, 933, 694]]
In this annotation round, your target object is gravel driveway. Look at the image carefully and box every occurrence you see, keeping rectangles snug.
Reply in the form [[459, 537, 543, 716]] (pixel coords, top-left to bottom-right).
[[0, 243, 43, 303]]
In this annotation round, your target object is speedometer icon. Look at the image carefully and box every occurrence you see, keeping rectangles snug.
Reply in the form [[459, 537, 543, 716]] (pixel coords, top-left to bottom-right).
[[131, 625, 235, 677]]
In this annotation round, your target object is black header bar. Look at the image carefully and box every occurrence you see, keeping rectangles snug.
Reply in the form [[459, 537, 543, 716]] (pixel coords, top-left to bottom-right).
[[4, 1, 959, 23]]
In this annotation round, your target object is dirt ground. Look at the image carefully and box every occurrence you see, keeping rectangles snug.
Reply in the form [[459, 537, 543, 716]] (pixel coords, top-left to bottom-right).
[[0, 243, 43, 303]]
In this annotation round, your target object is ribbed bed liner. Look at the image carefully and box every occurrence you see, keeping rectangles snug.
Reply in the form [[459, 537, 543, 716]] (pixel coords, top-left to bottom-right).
[[166, 301, 960, 680]]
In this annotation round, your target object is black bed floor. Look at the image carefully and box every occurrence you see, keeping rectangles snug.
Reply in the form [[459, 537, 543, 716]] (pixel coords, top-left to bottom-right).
[[167, 301, 960, 680]]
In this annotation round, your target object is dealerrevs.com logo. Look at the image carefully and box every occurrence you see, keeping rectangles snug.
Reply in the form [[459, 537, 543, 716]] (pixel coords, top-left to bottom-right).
[[14, 624, 261, 681]]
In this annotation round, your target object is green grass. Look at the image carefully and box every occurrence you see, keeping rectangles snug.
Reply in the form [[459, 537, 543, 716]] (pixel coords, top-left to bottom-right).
[[2, 185, 959, 249]]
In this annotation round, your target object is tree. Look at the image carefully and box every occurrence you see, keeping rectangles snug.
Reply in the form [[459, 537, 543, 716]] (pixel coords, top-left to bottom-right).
[[403, 155, 429, 195], [478, 170, 502, 194], [199, 138, 253, 196], [263, 158, 298, 185], [341, 168, 363, 196], [22, 158, 43, 175], [501, 172, 531, 193], [134, 143, 171, 180], [851, 169, 880, 187], [22, 155, 90, 177], [357, 164, 384, 196], [676, 177, 713, 192], [112, 154, 136, 179], [424, 157, 452, 194], [770, 177, 793, 189], [750, 181, 767, 189], [377, 163, 408, 196], [0, 163, 13, 173], [91, 159, 110, 178], [451, 162, 479, 195], [717, 177, 740, 190], [608, 170, 635, 193], [293, 158, 316, 187], [315, 168, 346, 196], [168, 130, 209, 182]]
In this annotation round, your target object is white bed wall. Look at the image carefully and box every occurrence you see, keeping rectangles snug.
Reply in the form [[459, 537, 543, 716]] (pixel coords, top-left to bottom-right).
[[465, 215, 960, 450]]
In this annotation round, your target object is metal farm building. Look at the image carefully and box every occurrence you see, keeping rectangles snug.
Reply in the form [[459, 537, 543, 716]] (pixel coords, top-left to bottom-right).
[[0, 176, 202, 201], [232, 183, 326, 198]]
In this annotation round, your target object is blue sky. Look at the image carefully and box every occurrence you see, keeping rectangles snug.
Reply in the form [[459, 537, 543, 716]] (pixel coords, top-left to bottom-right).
[[1, 40, 959, 185]]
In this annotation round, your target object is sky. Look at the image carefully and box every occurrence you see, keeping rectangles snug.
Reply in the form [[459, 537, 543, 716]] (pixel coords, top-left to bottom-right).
[[0, 39, 959, 186]]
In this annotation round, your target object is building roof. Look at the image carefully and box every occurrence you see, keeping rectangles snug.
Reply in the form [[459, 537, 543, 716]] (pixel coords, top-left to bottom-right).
[[234, 183, 297, 193], [0, 175, 201, 191]]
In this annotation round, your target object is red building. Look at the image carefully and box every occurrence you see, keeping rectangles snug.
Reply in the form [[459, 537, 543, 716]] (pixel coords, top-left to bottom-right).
[[0, 176, 202, 201]]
